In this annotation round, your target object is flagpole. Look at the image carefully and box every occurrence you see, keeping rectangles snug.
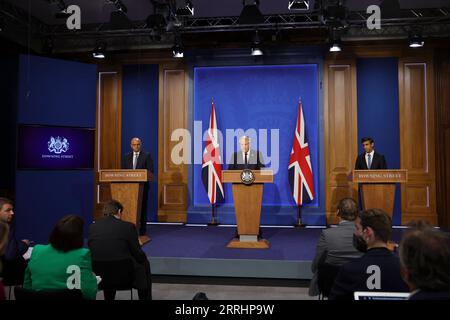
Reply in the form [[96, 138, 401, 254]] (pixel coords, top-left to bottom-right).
[[293, 205, 306, 228], [208, 203, 219, 226]]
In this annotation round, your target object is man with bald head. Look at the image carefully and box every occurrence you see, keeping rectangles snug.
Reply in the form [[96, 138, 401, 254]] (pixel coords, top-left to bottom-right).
[[228, 136, 265, 170], [122, 137, 154, 235]]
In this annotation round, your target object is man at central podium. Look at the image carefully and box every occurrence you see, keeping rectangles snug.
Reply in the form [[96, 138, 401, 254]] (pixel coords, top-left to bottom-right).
[[354, 137, 387, 170], [228, 136, 265, 170]]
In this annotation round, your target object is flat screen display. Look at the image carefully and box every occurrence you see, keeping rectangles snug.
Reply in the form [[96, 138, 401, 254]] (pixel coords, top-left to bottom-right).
[[17, 124, 95, 170]]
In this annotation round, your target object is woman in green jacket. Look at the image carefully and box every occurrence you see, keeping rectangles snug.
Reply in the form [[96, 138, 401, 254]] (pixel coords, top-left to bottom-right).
[[23, 215, 97, 300]]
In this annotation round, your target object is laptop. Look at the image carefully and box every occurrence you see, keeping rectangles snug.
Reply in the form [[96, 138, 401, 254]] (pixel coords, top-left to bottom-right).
[[354, 291, 411, 300]]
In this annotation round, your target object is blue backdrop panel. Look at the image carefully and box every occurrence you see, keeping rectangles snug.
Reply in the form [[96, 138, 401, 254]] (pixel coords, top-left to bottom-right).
[[356, 58, 401, 225], [121, 64, 159, 222], [15, 54, 96, 243], [192, 65, 319, 223]]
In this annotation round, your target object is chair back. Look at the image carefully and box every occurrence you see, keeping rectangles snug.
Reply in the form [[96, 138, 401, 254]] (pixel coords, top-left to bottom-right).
[[92, 259, 134, 291]]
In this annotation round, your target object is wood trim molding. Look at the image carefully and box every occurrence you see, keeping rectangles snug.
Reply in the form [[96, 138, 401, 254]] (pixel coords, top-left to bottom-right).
[[324, 59, 358, 224]]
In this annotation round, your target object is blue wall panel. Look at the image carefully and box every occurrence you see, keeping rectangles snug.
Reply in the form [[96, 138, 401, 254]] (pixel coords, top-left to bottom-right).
[[15, 55, 96, 243], [121, 64, 159, 222], [191, 64, 322, 225], [356, 58, 401, 225]]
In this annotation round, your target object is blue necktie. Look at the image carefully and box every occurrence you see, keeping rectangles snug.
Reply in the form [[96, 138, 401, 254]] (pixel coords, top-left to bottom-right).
[[367, 154, 372, 169]]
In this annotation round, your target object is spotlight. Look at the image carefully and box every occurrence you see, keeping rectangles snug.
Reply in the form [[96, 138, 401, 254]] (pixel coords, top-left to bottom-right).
[[93, 43, 106, 59], [329, 42, 341, 52], [409, 34, 424, 48], [176, 0, 194, 16], [172, 45, 184, 58], [329, 27, 342, 52], [288, 1, 309, 11], [251, 30, 263, 56], [172, 35, 184, 58], [251, 47, 263, 56]]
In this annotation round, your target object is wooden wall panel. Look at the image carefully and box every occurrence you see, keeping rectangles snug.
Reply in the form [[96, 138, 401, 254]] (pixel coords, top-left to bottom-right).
[[435, 49, 450, 228], [158, 66, 188, 222], [399, 59, 437, 225], [324, 60, 358, 224], [93, 70, 122, 220]]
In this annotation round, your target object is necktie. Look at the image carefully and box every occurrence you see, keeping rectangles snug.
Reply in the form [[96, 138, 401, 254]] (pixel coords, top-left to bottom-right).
[[245, 152, 248, 165], [133, 153, 138, 169], [367, 154, 372, 169]]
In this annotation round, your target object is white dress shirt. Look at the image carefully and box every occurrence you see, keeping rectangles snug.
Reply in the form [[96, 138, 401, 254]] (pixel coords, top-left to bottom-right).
[[133, 152, 140, 169], [241, 151, 249, 164], [365, 150, 374, 169]]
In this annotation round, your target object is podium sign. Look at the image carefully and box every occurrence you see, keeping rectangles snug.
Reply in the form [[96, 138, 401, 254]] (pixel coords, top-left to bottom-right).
[[352, 169, 408, 217]]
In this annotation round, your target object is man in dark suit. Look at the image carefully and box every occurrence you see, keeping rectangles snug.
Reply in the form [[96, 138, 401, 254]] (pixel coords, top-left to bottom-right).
[[228, 136, 265, 239], [309, 198, 363, 297], [399, 225, 450, 300], [329, 209, 409, 300], [0, 198, 30, 285], [122, 137, 154, 236], [88, 200, 152, 300], [354, 137, 387, 170], [228, 136, 265, 170]]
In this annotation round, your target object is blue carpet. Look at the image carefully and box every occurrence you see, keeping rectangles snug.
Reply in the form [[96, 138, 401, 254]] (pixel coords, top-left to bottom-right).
[[142, 225, 406, 262]]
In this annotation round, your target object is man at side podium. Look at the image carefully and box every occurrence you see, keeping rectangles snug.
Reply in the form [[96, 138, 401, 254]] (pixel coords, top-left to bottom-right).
[[228, 136, 265, 170], [354, 137, 387, 170], [122, 137, 154, 236]]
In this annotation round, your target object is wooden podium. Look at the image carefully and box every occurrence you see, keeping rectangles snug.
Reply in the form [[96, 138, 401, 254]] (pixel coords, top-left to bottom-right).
[[222, 170, 274, 249], [352, 169, 408, 217], [99, 169, 154, 245]]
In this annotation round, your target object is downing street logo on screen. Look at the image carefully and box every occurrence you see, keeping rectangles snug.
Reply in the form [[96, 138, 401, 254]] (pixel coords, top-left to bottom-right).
[[48, 136, 70, 154]]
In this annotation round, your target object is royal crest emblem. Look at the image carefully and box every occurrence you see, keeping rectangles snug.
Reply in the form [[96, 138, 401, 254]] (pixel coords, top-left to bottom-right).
[[48, 136, 69, 154], [240, 169, 255, 185]]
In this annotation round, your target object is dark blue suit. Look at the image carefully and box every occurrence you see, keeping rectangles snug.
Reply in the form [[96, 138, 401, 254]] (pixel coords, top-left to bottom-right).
[[329, 247, 409, 300]]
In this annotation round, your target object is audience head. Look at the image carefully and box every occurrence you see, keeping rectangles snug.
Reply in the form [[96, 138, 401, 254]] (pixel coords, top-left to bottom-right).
[[130, 137, 142, 153], [399, 223, 450, 292], [354, 208, 392, 252], [49, 215, 84, 252], [103, 200, 124, 218], [361, 137, 375, 153], [0, 197, 14, 224], [336, 198, 358, 221]]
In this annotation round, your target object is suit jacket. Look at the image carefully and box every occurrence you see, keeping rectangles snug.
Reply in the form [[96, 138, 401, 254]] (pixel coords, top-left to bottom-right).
[[329, 247, 409, 300], [88, 216, 147, 264], [354, 152, 387, 170], [409, 289, 450, 300], [227, 150, 265, 170], [122, 151, 154, 173], [309, 221, 363, 296], [23, 244, 97, 300], [4, 222, 28, 261]]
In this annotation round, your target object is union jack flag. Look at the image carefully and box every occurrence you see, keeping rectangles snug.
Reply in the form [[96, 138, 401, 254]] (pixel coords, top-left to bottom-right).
[[202, 102, 224, 204], [288, 100, 315, 206]]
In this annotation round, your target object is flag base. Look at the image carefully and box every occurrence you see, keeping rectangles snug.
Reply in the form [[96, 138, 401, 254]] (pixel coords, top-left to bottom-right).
[[207, 220, 219, 226], [293, 218, 306, 228]]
